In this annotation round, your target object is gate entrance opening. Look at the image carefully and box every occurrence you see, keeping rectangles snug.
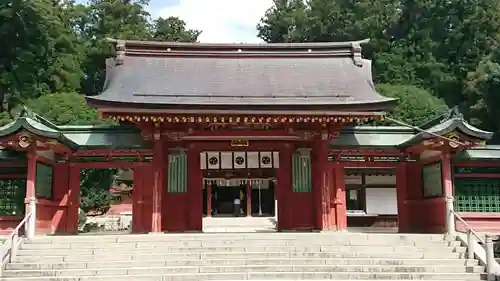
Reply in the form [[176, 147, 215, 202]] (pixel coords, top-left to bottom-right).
[[203, 178, 276, 217]]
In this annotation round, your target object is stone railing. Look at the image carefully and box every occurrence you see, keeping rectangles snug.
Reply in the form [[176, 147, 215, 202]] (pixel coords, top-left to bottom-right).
[[447, 198, 500, 281]]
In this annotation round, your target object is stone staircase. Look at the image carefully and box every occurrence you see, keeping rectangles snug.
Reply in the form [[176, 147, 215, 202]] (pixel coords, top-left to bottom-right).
[[0, 232, 486, 280], [202, 217, 276, 233]]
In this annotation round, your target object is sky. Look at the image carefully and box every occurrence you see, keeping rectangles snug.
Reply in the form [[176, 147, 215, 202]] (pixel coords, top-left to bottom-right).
[[77, 0, 274, 43]]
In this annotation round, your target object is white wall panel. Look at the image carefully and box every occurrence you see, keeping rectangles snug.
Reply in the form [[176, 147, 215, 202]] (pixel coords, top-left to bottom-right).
[[365, 188, 398, 215], [200, 152, 206, 169], [273, 152, 280, 168], [220, 152, 233, 169], [247, 152, 259, 168]]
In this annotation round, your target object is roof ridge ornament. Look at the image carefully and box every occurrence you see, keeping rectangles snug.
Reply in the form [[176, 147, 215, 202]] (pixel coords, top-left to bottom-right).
[[115, 40, 126, 65], [17, 105, 35, 119], [447, 106, 464, 121], [17, 105, 60, 130], [351, 39, 370, 67]]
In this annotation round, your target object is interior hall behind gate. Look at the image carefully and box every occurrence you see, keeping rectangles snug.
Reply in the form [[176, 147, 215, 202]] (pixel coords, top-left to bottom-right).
[[201, 151, 278, 218]]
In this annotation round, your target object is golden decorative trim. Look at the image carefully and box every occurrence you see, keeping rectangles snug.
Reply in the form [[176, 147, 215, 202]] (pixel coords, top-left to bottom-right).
[[18, 133, 33, 148], [108, 114, 381, 124], [231, 140, 249, 147]]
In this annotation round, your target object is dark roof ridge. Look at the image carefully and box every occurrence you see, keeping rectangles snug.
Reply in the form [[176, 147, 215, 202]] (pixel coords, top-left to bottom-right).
[[107, 38, 370, 66], [106, 37, 370, 50]]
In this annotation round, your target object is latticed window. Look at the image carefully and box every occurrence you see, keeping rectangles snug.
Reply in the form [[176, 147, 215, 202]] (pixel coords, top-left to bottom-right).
[[0, 179, 26, 216], [455, 178, 500, 212]]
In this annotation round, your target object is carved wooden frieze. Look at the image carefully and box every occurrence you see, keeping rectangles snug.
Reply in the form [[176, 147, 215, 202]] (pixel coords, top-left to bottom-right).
[[288, 128, 339, 141], [162, 128, 194, 141]]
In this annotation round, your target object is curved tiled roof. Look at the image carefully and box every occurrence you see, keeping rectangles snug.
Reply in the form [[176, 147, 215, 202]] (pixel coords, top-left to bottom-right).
[[0, 107, 78, 148], [86, 39, 396, 112], [399, 107, 493, 147]]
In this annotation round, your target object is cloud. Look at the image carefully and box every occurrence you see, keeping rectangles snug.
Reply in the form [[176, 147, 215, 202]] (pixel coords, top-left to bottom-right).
[[156, 0, 274, 43]]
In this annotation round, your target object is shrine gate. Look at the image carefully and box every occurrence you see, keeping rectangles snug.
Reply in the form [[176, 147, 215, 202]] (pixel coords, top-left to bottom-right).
[[0, 39, 498, 235]]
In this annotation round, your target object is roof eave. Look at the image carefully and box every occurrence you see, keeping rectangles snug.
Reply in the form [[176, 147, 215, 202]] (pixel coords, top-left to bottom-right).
[[0, 118, 78, 150], [86, 96, 398, 113], [421, 119, 493, 141], [0, 118, 60, 139]]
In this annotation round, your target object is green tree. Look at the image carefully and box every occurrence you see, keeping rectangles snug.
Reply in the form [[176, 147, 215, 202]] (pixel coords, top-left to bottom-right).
[[151, 17, 201, 42], [0, 0, 84, 111], [75, 0, 152, 95], [80, 168, 116, 215], [376, 84, 449, 126], [385, 0, 500, 106], [24, 92, 106, 126], [257, 0, 308, 43], [466, 51, 500, 136], [257, 0, 400, 59], [257, 0, 500, 132]]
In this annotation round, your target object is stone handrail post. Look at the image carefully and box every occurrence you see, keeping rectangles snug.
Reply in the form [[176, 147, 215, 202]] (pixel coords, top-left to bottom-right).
[[445, 196, 455, 236], [485, 234, 496, 281], [26, 197, 36, 240], [467, 229, 475, 260]]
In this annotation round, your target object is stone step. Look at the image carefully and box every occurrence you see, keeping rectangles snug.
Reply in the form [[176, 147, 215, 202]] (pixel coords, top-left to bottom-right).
[[202, 227, 277, 233], [14, 251, 467, 263], [0, 271, 486, 280], [20, 239, 462, 249], [26, 233, 448, 243], [1, 264, 486, 278], [5, 258, 480, 270], [15, 245, 466, 256]]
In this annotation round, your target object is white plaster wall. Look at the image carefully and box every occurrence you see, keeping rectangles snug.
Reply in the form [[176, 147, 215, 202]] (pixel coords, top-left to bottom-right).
[[365, 188, 398, 215]]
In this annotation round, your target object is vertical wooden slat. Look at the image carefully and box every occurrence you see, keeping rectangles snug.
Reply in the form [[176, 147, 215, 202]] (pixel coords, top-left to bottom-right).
[[174, 154, 179, 192], [292, 151, 312, 193], [292, 153, 298, 192], [180, 151, 187, 193], [167, 151, 188, 193], [167, 153, 174, 193], [298, 156, 302, 192], [305, 157, 312, 192]]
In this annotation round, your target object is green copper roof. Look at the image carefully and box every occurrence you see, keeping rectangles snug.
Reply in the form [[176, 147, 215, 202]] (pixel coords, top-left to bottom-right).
[[329, 126, 415, 147], [0, 107, 78, 148], [60, 125, 151, 149], [0, 107, 151, 150], [399, 107, 493, 147], [455, 145, 500, 161]]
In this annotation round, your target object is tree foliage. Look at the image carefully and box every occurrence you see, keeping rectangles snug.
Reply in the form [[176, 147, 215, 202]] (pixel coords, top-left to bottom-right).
[[24, 92, 107, 126], [258, 0, 500, 133], [0, 0, 201, 214], [80, 168, 117, 215], [376, 84, 449, 126]]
